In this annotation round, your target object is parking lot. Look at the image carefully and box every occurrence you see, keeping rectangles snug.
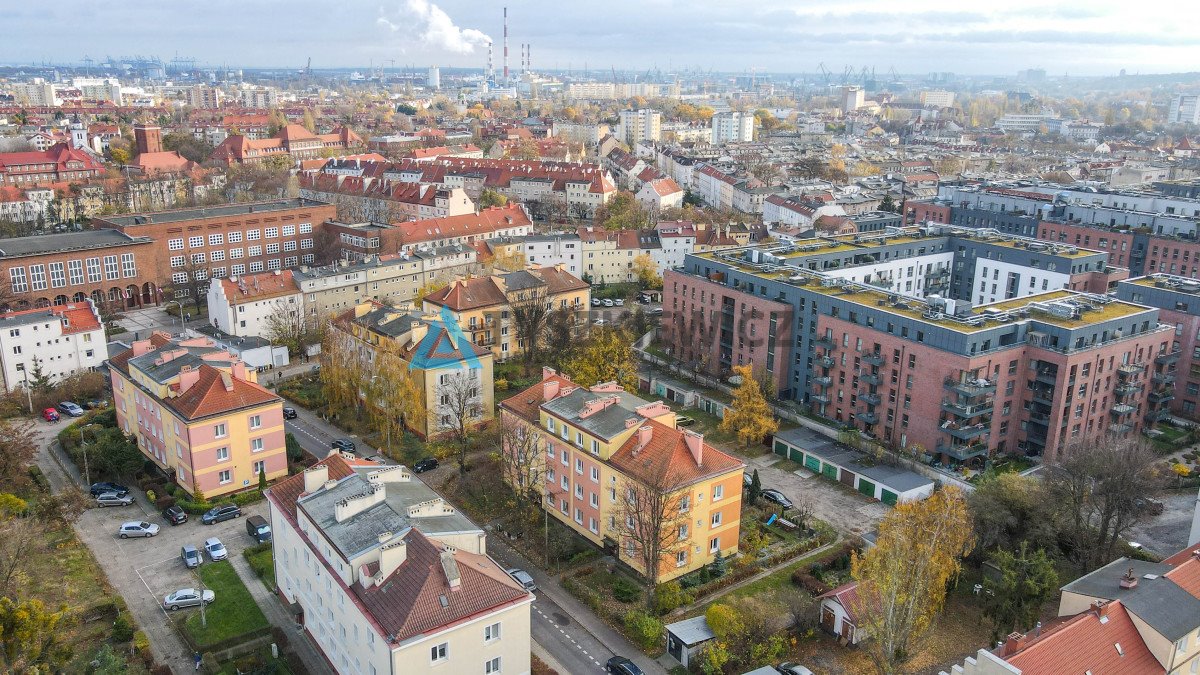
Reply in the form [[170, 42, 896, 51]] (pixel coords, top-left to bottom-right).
[[73, 492, 270, 667]]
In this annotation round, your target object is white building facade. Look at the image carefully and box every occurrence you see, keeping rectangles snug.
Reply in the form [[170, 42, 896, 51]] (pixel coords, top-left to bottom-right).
[[0, 300, 105, 392]]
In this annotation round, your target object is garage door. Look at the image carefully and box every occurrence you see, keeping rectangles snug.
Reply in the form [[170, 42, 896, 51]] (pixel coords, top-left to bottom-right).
[[804, 456, 822, 473], [789, 447, 805, 463], [774, 440, 788, 457], [857, 479, 876, 498], [822, 463, 839, 480], [881, 489, 898, 506], [839, 470, 856, 487]]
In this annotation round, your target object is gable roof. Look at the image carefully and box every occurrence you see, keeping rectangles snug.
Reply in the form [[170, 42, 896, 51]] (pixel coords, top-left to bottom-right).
[[1004, 601, 1162, 674], [608, 417, 744, 488], [1061, 556, 1200, 641], [219, 270, 300, 303], [818, 581, 862, 624], [165, 364, 280, 420]]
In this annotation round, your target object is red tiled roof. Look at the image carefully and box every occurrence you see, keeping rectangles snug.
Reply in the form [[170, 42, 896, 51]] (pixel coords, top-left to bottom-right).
[[425, 277, 508, 311], [219, 270, 300, 303], [646, 177, 683, 197], [500, 373, 574, 421], [164, 364, 280, 420], [1164, 556, 1200, 597], [132, 151, 194, 175], [608, 417, 744, 487], [1004, 601, 1162, 674], [818, 581, 862, 624], [391, 204, 531, 244], [1162, 542, 1200, 566], [267, 453, 357, 522]]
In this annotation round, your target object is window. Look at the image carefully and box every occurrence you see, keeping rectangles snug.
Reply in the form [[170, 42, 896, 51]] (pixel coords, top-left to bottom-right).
[[8, 267, 26, 293], [172, 272, 188, 284], [246, 229, 261, 241], [300, 238, 313, 249], [253, 460, 265, 475], [711, 511, 722, 527], [676, 550, 687, 567], [710, 536, 720, 553], [248, 245, 262, 257], [485, 657, 501, 674], [575, 458, 583, 474], [168, 238, 184, 251], [266, 242, 280, 255], [249, 414, 261, 429], [284, 256, 298, 267], [49, 262, 65, 288], [86, 257, 101, 283], [208, 234, 224, 246], [218, 470, 231, 484], [210, 250, 225, 262], [229, 247, 244, 259], [713, 485, 724, 501], [299, 223, 313, 234], [214, 423, 227, 438], [251, 438, 264, 453], [216, 447, 229, 461], [430, 642, 447, 663], [678, 523, 688, 539], [231, 264, 245, 276], [211, 267, 227, 278], [265, 226, 279, 238], [301, 254, 314, 264], [170, 256, 185, 268], [484, 622, 501, 642], [188, 236, 204, 248], [249, 261, 264, 272], [590, 466, 599, 482], [680, 495, 690, 512], [228, 231, 243, 243], [191, 252, 206, 265], [29, 264, 46, 290]]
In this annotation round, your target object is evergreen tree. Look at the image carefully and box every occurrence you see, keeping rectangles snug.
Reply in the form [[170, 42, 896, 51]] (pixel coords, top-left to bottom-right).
[[748, 469, 762, 506], [258, 464, 267, 491]]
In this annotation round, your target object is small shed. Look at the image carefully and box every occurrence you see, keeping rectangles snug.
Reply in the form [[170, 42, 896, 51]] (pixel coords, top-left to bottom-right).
[[665, 615, 716, 668], [818, 581, 865, 645], [773, 428, 934, 504]]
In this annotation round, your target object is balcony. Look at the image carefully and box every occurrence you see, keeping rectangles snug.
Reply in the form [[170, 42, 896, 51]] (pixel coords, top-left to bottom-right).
[[860, 372, 882, 386], [1026, 429, 1048, 446], [1146, 408, 1173, 423], [942, 421, 989, 441], [1152, 371, 1177, 386], [1028, 411, 1051, 426], [944, 378, 997, 397], [1034, 369, 1059, 386], [812, 376, 832, 388], [1149, 390, 1176, 404], [941, 399, 995, 418], [1155, 350, 1182, 365], [1110, 403, 1136, 417], [1109, 422, 1133, 434], [1117, 363, 1143, 377], [861, 352, 885, 367], [811, 393, 831, 404], [1031, 389, 1056, 406], [816, 355, 836, 368], [855, 411, 879, 425], [1115, 382, 1142, 397], [860, 392, 882, 406], [813, 336, 836, 350], [937, 442, 989, 462]]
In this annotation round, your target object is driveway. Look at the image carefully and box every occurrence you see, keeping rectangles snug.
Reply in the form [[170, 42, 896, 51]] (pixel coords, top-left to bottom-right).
[[1126, 489, 1199, 557], [745, 453, 889, 538]]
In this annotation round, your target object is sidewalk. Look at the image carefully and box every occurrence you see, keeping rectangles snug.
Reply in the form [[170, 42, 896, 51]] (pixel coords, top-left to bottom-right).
[[228, 554, 334, 675], [488, 536, 668, 675]]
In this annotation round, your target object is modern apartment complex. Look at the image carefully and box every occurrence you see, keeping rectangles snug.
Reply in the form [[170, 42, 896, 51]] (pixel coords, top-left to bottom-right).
[[501, 369, 744, 582], [710, 111, 755, 144], [0, 300, 105, 392], [661, 225, 1174, 465], [267, 454, 533, 675], [109, 332, 287, 496], [328, 301, 495, 439], [617, 109, 663, 146]]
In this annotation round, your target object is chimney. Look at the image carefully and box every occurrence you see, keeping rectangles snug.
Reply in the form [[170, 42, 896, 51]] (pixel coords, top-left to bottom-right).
[[230, 361, 250, 382], [334, 485, 387, 523], [1001, 632, 1028, 657], [219, 371, 235, 392], [683, 430, 704, 465], [131, 337, 155, 357], [633, 425, 653, 456], [303, 464, 330, 494], [1119, 567, 1138, 590], [543, 378, 560, 401], [542, 366, 557, 380], [377, 539, 408, 582], [440, 547, 462, 590], [409, 321, 429, 347]]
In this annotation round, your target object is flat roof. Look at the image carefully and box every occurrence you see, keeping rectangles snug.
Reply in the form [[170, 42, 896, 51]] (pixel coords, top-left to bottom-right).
[[95, 198, 330, 227], [0, 229, 148, 258]]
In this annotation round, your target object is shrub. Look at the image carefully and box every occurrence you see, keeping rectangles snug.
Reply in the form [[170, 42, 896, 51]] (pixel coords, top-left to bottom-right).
[[623, 610, 664, 650], [27, 466, 50, 493], [133, 630, 151, 663], [155, 495, 176, 510], [652, 581, 693, 615], [495, 378, 509, 391], [233, 489, 265, 507], [612, 577, 641, 603], [112, 612, 135, 642]]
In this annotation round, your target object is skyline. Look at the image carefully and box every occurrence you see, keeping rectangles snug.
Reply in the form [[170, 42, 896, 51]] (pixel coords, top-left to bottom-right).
[[0, 0, 1197, 77]]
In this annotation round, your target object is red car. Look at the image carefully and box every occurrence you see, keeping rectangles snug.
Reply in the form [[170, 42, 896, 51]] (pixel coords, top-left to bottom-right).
[[42, 408, 60, 422]]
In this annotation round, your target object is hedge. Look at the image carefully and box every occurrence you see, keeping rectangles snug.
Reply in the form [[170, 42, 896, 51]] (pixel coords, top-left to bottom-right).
[[790, 541, 858, 594]]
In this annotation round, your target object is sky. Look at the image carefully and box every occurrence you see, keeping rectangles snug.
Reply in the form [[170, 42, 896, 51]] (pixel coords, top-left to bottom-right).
[[2, 0, 1199, 77]]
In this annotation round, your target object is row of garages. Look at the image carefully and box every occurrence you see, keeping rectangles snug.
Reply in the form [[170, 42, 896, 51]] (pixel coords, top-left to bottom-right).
[[771, 427, 934, 505]]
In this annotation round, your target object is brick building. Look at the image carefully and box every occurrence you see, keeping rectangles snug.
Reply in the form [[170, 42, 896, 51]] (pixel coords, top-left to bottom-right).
[[0, 229, 157, 311], [0, 143, 105, 187], [210, 124, 362, 165], [92, 199, 336, 303]]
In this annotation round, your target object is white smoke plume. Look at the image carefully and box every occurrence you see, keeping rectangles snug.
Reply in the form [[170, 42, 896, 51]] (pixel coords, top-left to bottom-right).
[[378, 0, 492, 54]]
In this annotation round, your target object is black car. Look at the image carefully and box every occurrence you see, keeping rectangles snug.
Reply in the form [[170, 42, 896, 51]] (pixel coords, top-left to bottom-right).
[[90, 482, 129, 498], [282, 407, 298, 420], [201, 503, 242, 525], [162, 505, 188, 525], [332, 438, 356, 452], [761, 489, 794, 510], [413, 457, 439, 473], [606, 656, 644, 675]]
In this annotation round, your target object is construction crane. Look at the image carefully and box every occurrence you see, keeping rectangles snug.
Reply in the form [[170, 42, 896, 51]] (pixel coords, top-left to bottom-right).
[[817, 62, 832, 86], [840, 65, 854, 85]]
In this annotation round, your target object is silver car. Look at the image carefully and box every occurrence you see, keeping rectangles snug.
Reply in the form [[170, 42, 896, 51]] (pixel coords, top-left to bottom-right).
[[204, 537, 228, 561], [96, 491, 134, 507], [163, 588, 214, 611], [506, 568, 537, 592], [118, 521, 159, 538]]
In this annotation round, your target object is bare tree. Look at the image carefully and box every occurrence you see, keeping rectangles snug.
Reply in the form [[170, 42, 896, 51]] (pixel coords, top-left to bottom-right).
[[262, 298, 322, 356], [0, 518, 38, 598], [617, 469, 691, 603], [544, 306, 581, 371], [162, 256, 210, 315], [1046, 437, 1164, 572], [437, 369, 484, 474], [509, 284, 551, 367], [497, 411, 545, 509]]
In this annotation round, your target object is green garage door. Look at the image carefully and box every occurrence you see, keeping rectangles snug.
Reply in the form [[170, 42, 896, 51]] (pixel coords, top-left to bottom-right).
[[804, 456, 822, 473], [822, 463, 839, 480], [858, 479, 876, 498], [774, 440, 788, 457], [789, 447, 805, 463], [881, 489, 898, 506]]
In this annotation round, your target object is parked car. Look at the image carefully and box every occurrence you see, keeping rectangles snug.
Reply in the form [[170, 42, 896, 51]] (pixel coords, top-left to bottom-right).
[[90, 482, 129, 498], [282, 406, 298, 420], [413, 457, 439, 473], [591, 298, 602, 307], [162, 505, 188, 525], [331, 438, 356, 452], [614, 298, 624, 306], [647, 307, 664, 316], [56, 401, 84, 417], [506, 568, 537, 592], [602, 298, 615, 307], [675, 415, 696, 427], [162, 588, 214, 611], [180, 544, 202, 569], [776, 663, 815, 675], [761, 489, 794, 510], [606, 656, 644, 675], [245, 515, 272, 543], [201, 503, 241, 525], [41, 408, 60, 422], [593, 319, 608, 327], [743, 471, 754, 488], [83, 399, 108, 410], [118, 521, 159, 538], [204, 537, 228, 561], [96, 492, 134, 507]]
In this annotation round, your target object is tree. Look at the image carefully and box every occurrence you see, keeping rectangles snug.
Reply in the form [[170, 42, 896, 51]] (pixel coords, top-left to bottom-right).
[[632, 254, 662, 291], [367, 344, 422, 450], [704, 597, 789, 669], [86, 427, 143, 479], [161, 132, 214, 163], [617, 468, 690, 603], [497, 412, 545, 510], [301, 109, 317, 133], [564, 327, 639, 391], [594, 191, 649, 231], [850, 486, 975, 675], [983, 543, 1059, 637], [161, 256, 209, 314], [748, 469, 762, 506], [0, 421, 36, 493], [0, 597, 72, 672], [720, 365, 778, 447], [437, 369, 485, 474], [509, 285, 550, 367], [879, 194, 898, 213], [258, 464, 268, 491], [262, 299, 322, 357], [543, 307, 579, 372], [506, 139, 540, 161], [1046, 437, 1164, 573], [969, 472, 1060, 557], [477, 189, 508, 209], [320, 328, 368, 414], [285, 433, 305, 463], [0, 517, 37, 598]]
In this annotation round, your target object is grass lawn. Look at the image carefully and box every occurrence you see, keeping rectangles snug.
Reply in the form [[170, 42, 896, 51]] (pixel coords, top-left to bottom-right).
[[181, 561, 269, 648], [698, 546, 834, 612], [243, 544, 276, 592], [216, 645, 294, 675]]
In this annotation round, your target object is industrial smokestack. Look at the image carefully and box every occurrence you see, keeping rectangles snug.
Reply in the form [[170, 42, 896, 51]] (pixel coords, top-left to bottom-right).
[[487, 40, 494, 83], [527, 43, 531, 73], [503, 7, 509, 81]]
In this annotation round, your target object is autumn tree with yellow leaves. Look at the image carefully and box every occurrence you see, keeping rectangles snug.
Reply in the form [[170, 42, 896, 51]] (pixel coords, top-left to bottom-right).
[[564, 326, 639, 392], [849, 486, 975, 675], [719, 365, 778, 447]]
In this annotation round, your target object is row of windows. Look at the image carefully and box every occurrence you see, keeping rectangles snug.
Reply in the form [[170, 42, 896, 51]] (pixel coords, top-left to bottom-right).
[[168, 224, 312, 251], [8, 255, 135, 292]]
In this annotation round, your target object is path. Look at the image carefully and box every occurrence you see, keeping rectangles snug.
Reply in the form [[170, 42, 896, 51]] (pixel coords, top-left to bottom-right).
[[227, 552, 334, 675]]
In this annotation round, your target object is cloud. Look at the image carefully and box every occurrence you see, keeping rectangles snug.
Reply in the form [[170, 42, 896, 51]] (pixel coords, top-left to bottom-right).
[[378, 0, 492, 55]]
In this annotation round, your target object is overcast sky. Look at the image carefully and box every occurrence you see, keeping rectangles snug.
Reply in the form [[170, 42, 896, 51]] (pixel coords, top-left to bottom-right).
[[2, 0, 1198, 77]]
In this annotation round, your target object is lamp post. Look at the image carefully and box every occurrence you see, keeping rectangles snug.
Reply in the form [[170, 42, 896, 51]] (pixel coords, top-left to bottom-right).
[[164, 300, 185, 335], [79, 423, 97, 485], [19, 369, 33, 414]]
